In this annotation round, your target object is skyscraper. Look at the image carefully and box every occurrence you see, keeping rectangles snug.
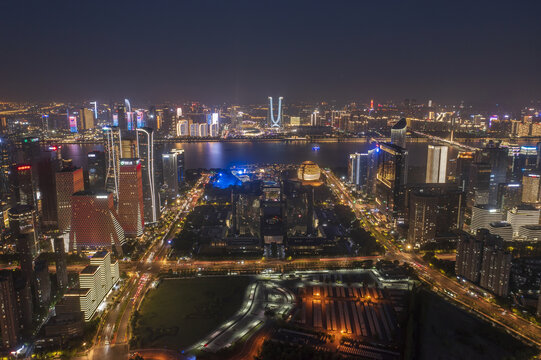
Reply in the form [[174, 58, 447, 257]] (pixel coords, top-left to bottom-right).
[[267, 96, 283, 128], [390, 118, 407, 149], [79, 108, 95, 131], [162, 149, 184, 200], [34, 254, 51, 308], [10, 164, 35, 207], [103, 126, 122, 197], [9, 205, 38, 252], [375, 143, 408, 222], [55, 166, 84, 232], [406, 184, 464, 246], [348, 153, 368, 190], [425, 145, 448, 183], [54, 237, 68, 290], [37, 147, 62, 228], [117, 159, 144, 237], [136, 128, 158, 224], [480, 238, 512, 297], [70, 191, 125, 252], [521, 173, 540, 204], [87, 151, 106, 191]]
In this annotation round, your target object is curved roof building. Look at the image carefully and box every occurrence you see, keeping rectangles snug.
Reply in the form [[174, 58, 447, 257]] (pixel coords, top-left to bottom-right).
[[391, 118, 407, 148], [298, 161, 322, 185]]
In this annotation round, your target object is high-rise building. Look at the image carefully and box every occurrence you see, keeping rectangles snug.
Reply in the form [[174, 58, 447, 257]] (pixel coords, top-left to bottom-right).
[[210, 123, 219, 137], [70, 191, 125, 252], [407, 185, 464, 246], [497, 183, 522, 212], [512, 145, 537, 181], [506, 206, 540, 237], [79, 108, 94, 131], [476, 145, 510, 205], [521, 173, 540, 204], [37, 147, 62, 228], [68, 250, 119, 322], [267, 96, 284, 128], [118, 159, 144, 237], [425, 145, 448, 183], [54, 237, 68, 290], [89, 251, 113, 301], [34, 254, 51, 308], [455, 151, 474, 189], [390, 118, 407, 149], [374, 143, 408, 222], [0, 271, 20, 350], [10, 164, 35, 207], [470, 205, 503, 234], [103, 126, 122, 197], [456, 231, 485, 283], [136, 128, 158, 224], [55, 166, 84, 232], [12, 270, 32, 338], [467, 162, 492, 206], [87, 151, 106, 191], [115, 105, 126, 129], [198, 123, 208, 137], [348, 153, 368, 190], [177, 120, 189, 136], [480, 239, 512, 297], [162, 149, 184, 200], [0, 138, 15, 205], [21, 137, 40, 164], [189, 123, 199, 137]]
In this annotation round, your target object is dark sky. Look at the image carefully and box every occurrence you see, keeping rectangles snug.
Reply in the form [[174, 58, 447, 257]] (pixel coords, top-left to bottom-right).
[[1, 0, 540, 107]]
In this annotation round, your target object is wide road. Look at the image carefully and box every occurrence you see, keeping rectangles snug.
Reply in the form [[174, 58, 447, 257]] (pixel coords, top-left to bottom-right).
[[324, 169, 541, 348], [82, 174, 211, 360]]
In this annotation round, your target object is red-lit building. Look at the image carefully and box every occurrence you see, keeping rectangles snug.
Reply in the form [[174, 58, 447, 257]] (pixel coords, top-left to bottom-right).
[[69, 191, 125, 252], [55, 166, 84, 232], [117, 159, 144, 237]]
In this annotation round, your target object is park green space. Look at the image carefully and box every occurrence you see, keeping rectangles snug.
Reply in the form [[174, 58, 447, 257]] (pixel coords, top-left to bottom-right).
[[131, 276, 252, 350]]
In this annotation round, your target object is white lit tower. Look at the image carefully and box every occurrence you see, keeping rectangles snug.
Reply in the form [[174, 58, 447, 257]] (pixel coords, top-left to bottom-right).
[[103, 126, 122, 198], [267, 96, 283, 128], [136, 127, 158, 223]]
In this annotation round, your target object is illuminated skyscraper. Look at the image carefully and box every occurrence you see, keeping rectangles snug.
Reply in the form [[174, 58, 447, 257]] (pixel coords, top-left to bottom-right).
[[55, 166, 84, 232], [390, 118, 407, 149], [176, 120, 189, 136], [10, 164, 35, 208], [348, 153, 368, 190], [210, 123, 219, 137], [117, 159, 144, 237], [103, 126, 122, 197], [522, 173, 540, 204], [79, 108, 94, 131], [136, 128, 158, 223], [267, 96, 283, 128], [162, 149, 184, 200], [375, 143, 408, 222], [199, 123, 208, 137], [70, 191, 125, 252], [425, 145, 448, 183]]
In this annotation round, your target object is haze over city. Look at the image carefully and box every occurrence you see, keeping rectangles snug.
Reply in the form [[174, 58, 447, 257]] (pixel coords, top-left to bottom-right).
[[1, 1, 541, 360], [1, 0, 541, 107]]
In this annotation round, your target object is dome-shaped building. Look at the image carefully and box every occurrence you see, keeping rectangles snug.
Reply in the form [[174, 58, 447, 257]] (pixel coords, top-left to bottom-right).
[[297, 161, 322, 183]]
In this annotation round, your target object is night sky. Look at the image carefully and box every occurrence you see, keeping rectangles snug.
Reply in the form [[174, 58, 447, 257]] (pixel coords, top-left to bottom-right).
[[1, 0, 540, 107]]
